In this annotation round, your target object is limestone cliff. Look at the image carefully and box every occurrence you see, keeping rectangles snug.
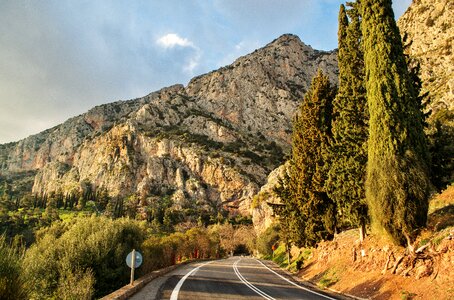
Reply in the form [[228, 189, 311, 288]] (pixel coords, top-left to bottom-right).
[[398, 0, 454, 112], [0, 34, 338, 216]]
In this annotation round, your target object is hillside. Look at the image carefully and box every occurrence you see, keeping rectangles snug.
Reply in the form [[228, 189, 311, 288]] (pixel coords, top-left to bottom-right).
[[0, 34, 338, 218], [268, 185, 454, 300]]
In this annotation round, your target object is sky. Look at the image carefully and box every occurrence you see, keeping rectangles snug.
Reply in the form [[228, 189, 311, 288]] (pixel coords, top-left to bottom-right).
[[0, 0, 412, 144]]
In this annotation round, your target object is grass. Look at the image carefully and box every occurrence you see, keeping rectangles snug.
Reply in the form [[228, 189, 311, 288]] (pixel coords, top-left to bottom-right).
[[271, 244, 290, 268], [426, 185, 454, 242], [428, 184, 454, 214], [400, 290, 417, 300], [317, 268, 339, 289]]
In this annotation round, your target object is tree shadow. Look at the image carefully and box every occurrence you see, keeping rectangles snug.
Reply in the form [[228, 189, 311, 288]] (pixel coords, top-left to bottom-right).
[[346, 278, 393, 299], [428, 204, 454, 231], [308, 269, 329, 283], [297, 261, 316, 277]]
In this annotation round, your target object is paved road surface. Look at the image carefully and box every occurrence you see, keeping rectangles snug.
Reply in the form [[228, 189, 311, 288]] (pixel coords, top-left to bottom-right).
[[132, 257, 340, 300]]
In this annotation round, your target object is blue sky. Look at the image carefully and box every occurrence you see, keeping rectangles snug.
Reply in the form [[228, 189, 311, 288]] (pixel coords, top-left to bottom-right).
[[0, 0, 412, 143]]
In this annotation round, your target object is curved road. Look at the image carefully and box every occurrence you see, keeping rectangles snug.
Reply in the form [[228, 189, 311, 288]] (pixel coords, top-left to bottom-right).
[[132, 257, 341, 300]]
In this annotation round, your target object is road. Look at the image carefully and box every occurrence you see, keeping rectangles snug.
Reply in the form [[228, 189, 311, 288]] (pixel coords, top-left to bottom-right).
[[131, 257, 341, 300]]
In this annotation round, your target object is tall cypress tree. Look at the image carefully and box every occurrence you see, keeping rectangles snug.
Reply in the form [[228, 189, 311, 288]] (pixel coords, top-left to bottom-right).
[[290, 70, 337, 247], [361, 0, 431, 246], [327, 2, 368, 241]]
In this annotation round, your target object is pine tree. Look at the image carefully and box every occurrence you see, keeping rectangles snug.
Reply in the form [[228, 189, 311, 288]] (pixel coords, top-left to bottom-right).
[[327, 2, 368, 241], [361, 0, 431, 246], [276, 70, 337, 247]]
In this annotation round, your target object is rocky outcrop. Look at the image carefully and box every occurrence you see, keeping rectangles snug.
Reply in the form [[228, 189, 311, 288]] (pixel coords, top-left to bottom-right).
[[251, 164, 288, 234], [0, 34, 338, 217], [398, 0, 454, 112]]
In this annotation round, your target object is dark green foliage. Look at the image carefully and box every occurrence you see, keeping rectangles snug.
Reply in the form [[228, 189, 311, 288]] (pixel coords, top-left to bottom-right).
[[361, 0, 431, 245], [272, 174, 307, 246], [402, 35, 454, 189], [327, 2, 368, 230], [427, 110, 454, 189], [275, 71, 337, 247]]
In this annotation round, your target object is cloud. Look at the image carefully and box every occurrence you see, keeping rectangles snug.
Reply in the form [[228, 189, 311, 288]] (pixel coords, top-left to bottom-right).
[[156, 33, 201, 75], [156, 33, 194, 49], [183, 52, 201, 75]]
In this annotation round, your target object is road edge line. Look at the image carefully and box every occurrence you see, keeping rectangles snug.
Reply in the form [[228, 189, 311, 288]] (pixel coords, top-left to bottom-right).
[[256, 259, 337, 300]]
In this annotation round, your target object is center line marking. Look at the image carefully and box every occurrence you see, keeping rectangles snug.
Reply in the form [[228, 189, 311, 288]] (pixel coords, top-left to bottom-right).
[[233, 258, 276, 300]]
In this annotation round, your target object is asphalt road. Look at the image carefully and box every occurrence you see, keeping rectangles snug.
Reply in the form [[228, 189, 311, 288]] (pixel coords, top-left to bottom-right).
[[135, 257, 340, 300]]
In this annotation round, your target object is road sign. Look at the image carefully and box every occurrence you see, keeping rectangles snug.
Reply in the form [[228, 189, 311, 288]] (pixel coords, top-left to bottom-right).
[[126, 250, 143, 268]]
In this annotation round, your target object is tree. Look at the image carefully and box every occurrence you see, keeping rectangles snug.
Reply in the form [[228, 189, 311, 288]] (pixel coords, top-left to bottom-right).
[[427, 110, 454, 189], [327, 2, 368, 241], [272, 171, 307, 246], [256, 223, 280, 256], [23, 216, 146, 298], [295, 70, 337, 246], [361, 0, 431, 246], [275, 71, 337, 247], [217, 222, 236, 256]]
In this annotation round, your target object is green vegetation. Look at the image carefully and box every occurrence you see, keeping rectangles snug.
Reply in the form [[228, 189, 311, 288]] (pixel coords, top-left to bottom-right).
[[0, 235, 27, 300], [270, 0, 437, 249], [23, 216, 145, 298], [361, 0, 431, 245], [256, 223, 280, 256], [317, 268, 339, 289], [327, 2, 368, 239], [427, 109, 454, 190], [275, 70, 337, 247], [0, 213, 257, 298]]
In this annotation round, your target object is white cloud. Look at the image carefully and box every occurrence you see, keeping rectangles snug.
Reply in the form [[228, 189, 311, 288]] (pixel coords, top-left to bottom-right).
[[156, 33, 194, 49], [183, 51, 201, 75]]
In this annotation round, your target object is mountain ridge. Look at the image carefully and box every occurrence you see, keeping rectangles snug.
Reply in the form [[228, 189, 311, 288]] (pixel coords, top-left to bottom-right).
[[0, 33, 338, 218]]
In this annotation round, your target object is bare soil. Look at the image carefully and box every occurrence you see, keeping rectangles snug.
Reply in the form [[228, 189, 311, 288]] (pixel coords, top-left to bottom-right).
[[295, 186, 454, 300]]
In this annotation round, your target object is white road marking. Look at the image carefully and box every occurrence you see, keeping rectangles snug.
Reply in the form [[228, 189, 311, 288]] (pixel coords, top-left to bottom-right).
[[256, 259, 336, 300], [233, 258, 276, 300], [170, 261, 213, 300]]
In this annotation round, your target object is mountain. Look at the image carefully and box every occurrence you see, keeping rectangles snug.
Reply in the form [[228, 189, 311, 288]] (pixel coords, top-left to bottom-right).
[[397, 0, 453, 112], [252, 0, 454, 231], [0, 34, 338, 218]]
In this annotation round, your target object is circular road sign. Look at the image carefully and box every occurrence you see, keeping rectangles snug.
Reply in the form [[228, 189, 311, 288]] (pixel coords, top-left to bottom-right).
[[126, 250, 143, 269]]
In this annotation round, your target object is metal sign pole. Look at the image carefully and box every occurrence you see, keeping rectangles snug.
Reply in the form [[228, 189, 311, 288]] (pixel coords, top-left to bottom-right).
[[130, 249, 136, 285]]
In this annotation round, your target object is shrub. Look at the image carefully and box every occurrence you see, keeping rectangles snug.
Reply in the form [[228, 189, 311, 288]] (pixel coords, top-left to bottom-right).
[[0, 235, 28, 300], [23, 216, 146, 298], [256, 224, 280, 256]]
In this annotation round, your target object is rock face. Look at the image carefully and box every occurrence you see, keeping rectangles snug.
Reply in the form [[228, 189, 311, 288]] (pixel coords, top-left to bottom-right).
[[397, 0, 454, 112], [251, 164, 288, 233], [0, 34, 338, 216]]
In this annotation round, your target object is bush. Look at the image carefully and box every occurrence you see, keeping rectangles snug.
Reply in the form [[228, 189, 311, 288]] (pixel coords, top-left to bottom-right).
[[23, 216, 146, 298], [0, 235, 28, 300], [256, 224, 280, 256]]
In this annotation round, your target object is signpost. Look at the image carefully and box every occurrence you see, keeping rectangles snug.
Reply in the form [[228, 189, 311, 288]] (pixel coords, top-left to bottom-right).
[[126, 249, 143, 285]]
